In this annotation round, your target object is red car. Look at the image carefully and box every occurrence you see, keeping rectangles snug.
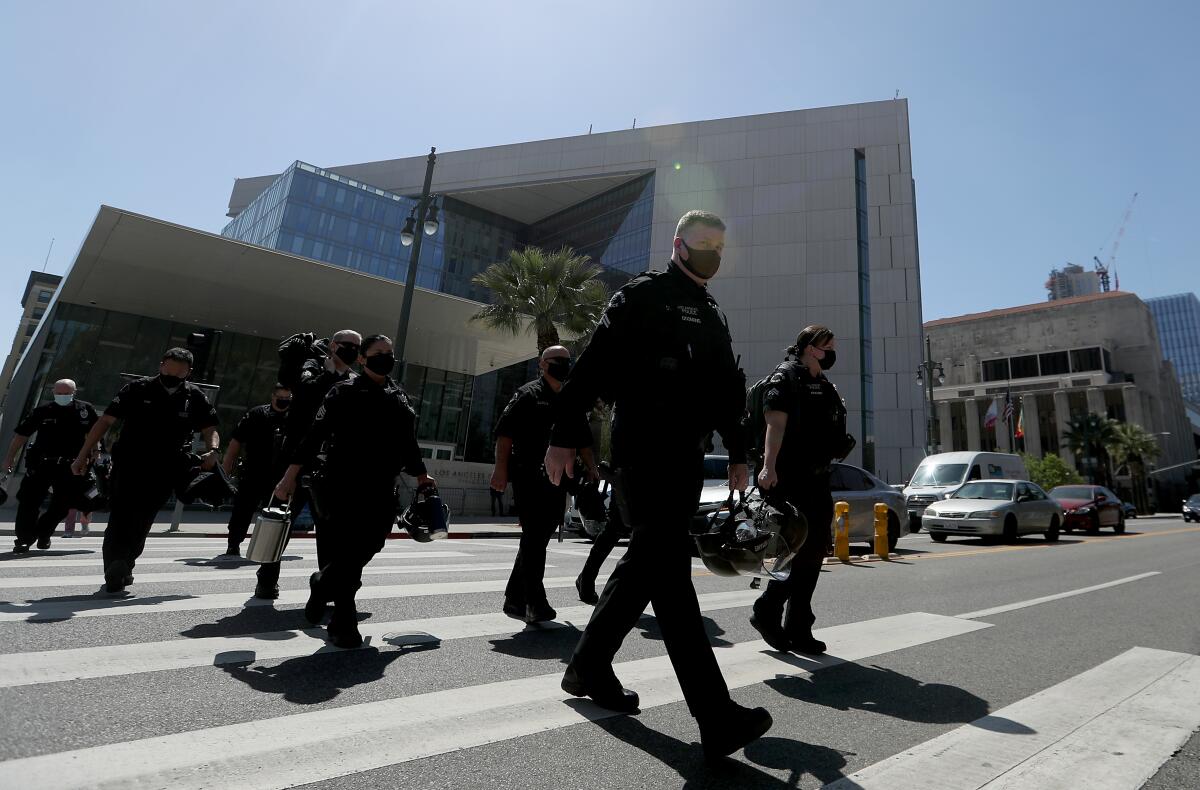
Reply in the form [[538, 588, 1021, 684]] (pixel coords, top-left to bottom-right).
[[1049, 485, 1127, 534]]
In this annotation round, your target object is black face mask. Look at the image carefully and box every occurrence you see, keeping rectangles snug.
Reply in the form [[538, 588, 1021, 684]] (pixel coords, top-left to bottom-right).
[[679, 240, 721, 280], [159, 373, 184, 389], [334, 343, 360, 365], [364, 352, 396, 375], [546, 359, 572, 382], [818, 349, 837, 371], [274, 398, 291, 410]]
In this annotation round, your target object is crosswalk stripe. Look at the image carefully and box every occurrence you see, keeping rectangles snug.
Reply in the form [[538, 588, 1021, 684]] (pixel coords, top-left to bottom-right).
[[0, 575, 599, 622], [0, 550, 472, 569], [0, 562, 523, 589], [0, 612, 990, 789], [823, 646, 1200, 789], [0, 589, 758, 688]]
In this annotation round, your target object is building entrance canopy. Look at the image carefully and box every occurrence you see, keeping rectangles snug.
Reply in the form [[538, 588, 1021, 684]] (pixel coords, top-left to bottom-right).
[[60, 207, 536, 377]]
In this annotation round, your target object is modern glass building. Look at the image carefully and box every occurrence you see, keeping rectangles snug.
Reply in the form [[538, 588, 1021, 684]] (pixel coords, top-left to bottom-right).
[[1146, 293, 1200, 405]]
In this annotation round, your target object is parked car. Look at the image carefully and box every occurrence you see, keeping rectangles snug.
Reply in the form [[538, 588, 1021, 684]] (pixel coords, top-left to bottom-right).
[[694, 459, 909, 552], [903, 452, 1028, 532], [1049, 485, 1126, 534], [1182, 494, 1200, 523], [922, 480, 1063, 543]]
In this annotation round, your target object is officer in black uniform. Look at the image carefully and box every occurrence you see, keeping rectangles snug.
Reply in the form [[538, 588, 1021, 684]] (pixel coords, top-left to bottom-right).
[[71, 348, 220, 595], [544, 210, 773, 759], [574, 461, 625, 605], [255, 328, 361, 598], [750, 324, 851, 655], [3, 379, 98, 553], [274, 334, 432, 648], [220, 384, 292, 558], [491, 345, 596, 624]]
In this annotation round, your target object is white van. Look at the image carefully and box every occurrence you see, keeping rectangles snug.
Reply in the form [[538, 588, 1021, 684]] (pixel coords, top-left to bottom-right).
[[903, 452, 1028, 530]]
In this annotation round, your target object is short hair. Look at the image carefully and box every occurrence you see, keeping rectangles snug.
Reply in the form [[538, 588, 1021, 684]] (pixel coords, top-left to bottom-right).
[[360, 334, 392, 355], [787, 325, 835, 356], [161, 347, 194, 367], [332, 329, 362, 344], [272, 383, 291, 394], [54, 378, 77, 392], [675, 210, 726, 238]]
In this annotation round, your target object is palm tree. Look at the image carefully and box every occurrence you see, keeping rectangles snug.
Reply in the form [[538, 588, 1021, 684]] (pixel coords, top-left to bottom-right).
[[1061, 413, 1118, 486], [1106, 422, 1161, 514], [470, 246, 610, 354]]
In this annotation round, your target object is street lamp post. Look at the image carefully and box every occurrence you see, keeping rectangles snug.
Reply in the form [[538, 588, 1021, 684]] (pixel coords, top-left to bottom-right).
[[393, 146, 441, 380], [915, 335, 945, 455]]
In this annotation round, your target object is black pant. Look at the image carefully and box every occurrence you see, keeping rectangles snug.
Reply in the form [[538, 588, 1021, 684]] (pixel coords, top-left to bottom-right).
[[257, 483, 332, 587], [309, 495, 395, 623], [102, 462, 177, 585], [578, 505, 625, 591], [14, 461, 79, 545], [570, 464, 730, 721], [753, 475, 834, 638], [226, 473, 274, 549], [490, 488, 504, 517], [505, 476, 566, 607]]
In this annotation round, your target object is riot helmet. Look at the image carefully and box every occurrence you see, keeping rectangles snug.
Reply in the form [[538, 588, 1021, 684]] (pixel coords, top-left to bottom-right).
[[399, 481, 450, 543]]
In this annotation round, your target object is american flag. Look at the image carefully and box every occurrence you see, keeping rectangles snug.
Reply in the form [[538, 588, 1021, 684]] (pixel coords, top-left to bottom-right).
[[1003, 393, 1015, 423]]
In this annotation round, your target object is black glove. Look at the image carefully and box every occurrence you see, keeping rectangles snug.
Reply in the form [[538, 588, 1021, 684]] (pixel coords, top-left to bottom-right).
[[278, 332, 317, 363]]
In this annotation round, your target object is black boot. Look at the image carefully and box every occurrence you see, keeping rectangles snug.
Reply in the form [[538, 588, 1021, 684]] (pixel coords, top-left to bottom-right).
[[749, 603, 791, 652], [575, 575, 599, 605], [561, 662, 639, 713], [303, 572, 327, 623], [788, 634, 827, 654], [698, 703, 773, 759], [12, 541, 30, 554], [36, 535, 52, 550], [327, 609, 362, 649], [525, 602, 557, 623]]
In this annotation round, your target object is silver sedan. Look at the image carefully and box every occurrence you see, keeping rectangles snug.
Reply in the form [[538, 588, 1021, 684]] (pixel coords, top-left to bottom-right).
[[922, 480, 1063, 543]]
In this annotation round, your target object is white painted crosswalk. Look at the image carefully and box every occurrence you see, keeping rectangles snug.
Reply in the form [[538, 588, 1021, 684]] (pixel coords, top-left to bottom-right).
[[0, 534, 1190, 789]]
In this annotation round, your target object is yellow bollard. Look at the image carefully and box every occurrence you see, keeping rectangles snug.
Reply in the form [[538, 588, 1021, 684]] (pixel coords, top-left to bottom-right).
[[874, 503, 890, 560], [834, 501, 851, 562]]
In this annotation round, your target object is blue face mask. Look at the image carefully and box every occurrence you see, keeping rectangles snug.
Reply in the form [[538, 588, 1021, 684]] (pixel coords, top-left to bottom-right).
[[54, 394, 75, 407]]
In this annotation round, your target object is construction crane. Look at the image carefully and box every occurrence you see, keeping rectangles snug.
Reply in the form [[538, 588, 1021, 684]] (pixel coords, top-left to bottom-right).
[[1094, 192, 1138, 291]]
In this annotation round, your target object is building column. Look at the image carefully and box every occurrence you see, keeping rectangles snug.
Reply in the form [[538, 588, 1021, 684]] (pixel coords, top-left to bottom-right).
[[1087, 387, 1106, 417], [1122, 384, 1145, 427], [937, 400, 954, 452], [1022, 394, 1042, 457], [1053, 389, 1075, 468], [965, 398, 981, 451]]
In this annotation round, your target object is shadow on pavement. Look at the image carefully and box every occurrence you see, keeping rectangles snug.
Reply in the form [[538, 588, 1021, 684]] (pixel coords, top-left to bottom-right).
[[180, 604, 369, 639], [488, 624, 582, 661], [0, 591, 195, 623], [176, 555, 303, 568], [766, 663, 1035, 733], [592, 715, 846, 789], [220, 641, 437, 704], [0, 550, 93, 561]]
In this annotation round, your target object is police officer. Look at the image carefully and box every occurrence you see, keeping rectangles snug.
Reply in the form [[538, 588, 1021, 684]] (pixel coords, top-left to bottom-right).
[[274, 334, 432, 648], [574, 461, 624, 605], [3, 379, 98, 553], [750, 325, 852, 655], [71, 348, 220, 595], [255, 329, 361, 598], [544, 210, 773, 759], [219, 384, 292, 559], [492, 346, 596, 624]]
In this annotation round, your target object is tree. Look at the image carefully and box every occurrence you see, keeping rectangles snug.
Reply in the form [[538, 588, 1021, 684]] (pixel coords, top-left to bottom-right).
[[1023, 453, 1084, 491], [1061, 414, 1118, 486], [470, 246, 610, 354], [1105, 422, 1161, 514]]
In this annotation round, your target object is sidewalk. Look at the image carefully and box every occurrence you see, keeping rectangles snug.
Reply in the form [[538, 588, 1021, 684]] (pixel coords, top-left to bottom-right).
[[0, 511, 527, 540]]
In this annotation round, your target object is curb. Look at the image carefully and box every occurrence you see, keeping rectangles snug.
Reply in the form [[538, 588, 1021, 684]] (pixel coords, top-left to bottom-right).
[[823, 554, 891, 565], [0, 528, 525, 541]]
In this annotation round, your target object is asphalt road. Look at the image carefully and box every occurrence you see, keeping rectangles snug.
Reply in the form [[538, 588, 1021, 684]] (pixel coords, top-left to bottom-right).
[[0, 514, 1197, 789]]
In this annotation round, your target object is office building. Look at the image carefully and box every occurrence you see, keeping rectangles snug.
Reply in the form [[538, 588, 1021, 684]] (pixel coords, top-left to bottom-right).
[[1146, 293, 1200, 405], [0, 272, 61, 409]]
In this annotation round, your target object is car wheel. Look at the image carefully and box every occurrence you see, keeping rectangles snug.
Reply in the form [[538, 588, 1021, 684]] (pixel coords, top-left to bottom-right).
[[1114, 512, 1126, 535], [1044, 515, 1060, 543], [1003, 515, 1019, 543], [887, 513, 901, 552], [930, 532, 948, 543], [1087, 513, 1101, 534]]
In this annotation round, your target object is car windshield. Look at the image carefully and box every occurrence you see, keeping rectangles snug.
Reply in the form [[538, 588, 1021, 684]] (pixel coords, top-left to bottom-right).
[[1188, 495, 1200, 505], [953, 482, 1013, 500], [702, 456, 728, 481], [910, 463, 968, 487], [1051, 486, 1095, 500]]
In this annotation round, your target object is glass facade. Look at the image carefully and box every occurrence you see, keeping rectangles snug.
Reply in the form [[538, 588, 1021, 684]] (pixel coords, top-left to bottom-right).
[[1147, 293, 1200, 404], [854, 151, 874, 473]]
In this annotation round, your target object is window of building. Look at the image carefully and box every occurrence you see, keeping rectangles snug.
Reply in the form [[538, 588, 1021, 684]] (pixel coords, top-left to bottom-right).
[[1102, 348, 1113, 372], [36, 290, 52, 303], [1011, 355, 1039, 379], [981, 358, 1010, 382], [23, 324, 36, 337], [32, 307, 45, 319], [1039, 351, 1069, 376], [1070, 347, 1103, 372]]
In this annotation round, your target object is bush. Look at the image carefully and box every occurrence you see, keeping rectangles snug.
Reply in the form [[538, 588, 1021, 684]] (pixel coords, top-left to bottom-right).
[[1023, 453, 1084, 491]]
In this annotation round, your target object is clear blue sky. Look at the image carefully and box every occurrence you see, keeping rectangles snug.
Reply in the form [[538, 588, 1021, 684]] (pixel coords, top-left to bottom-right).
[[1, 0, 1195, 338]]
